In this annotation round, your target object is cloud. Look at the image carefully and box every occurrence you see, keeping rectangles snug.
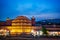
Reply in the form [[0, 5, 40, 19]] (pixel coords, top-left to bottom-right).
[[16, 3, 33, 12], [1, 0, 60, 21], [16, 2, 55, 15], [21, 13, 60, 19]]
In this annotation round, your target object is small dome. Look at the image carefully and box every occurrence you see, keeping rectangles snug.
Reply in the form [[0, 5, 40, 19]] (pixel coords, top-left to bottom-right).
[[6, 17, 10, 20]]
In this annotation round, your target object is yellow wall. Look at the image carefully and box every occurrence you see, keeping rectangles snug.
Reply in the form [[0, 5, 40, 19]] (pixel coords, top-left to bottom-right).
[[5, 26, 33, 36]]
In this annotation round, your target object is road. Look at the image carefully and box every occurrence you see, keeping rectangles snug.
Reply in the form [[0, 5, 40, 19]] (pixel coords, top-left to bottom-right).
[[1, 36, 60, 40]]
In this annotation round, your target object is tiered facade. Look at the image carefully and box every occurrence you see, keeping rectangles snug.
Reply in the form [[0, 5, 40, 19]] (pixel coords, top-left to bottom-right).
[[2, 16, 35, 36]]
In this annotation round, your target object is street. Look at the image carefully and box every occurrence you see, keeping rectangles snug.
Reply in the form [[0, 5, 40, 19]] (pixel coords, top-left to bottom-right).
[[1, 36, 60, 40]]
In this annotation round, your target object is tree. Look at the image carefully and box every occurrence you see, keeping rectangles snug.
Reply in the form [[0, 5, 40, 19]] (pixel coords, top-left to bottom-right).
[[41, 26, 48, 36]]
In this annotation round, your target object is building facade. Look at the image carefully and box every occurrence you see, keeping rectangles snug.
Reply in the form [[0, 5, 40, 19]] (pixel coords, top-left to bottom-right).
[[0, 16, 36, 36], [0, 16, 60, 36]]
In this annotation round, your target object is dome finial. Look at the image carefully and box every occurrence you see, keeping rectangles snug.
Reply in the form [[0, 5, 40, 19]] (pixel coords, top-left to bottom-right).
[[6, 17, 10, 20], [32, 16, 35, 19]]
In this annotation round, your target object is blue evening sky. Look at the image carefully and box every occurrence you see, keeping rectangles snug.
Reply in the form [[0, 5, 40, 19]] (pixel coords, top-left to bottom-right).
[[0, 0, 60, 21]]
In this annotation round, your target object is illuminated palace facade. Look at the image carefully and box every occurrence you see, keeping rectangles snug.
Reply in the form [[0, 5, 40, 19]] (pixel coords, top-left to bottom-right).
[[0, 16, 60, 36], [0, 16, 36, 36]]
